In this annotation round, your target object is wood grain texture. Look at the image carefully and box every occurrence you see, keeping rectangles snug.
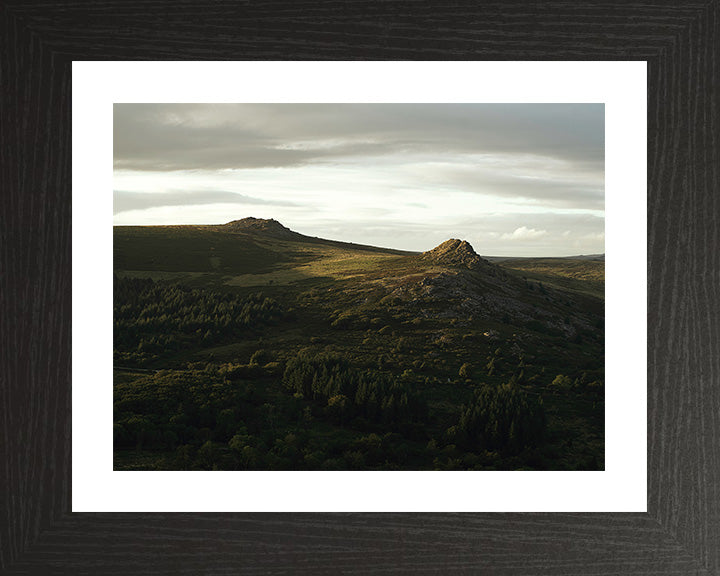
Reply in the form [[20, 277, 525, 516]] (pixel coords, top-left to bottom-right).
[[1, 1, 718, 574]]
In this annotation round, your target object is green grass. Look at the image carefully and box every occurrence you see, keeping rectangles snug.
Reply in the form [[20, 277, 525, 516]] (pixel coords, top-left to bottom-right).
[[497, 257, 605, 299], [114, 226, 289, 274]]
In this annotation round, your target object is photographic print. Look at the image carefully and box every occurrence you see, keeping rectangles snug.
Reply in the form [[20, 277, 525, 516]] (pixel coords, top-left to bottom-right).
[[113, 103, 605, 472]]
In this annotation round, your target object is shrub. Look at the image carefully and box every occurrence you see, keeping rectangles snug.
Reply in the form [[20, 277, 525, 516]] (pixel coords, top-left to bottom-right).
[[551, 374, 573, 388]]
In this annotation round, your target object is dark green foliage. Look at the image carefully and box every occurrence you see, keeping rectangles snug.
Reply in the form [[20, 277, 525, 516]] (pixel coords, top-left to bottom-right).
[[115, 367, 294, 469], [551, 374, 574, 388], [114, 366, 433, 471], [453, 384, 546, 454], [114, 276, 284, 366], [282, 351, 428, 431]]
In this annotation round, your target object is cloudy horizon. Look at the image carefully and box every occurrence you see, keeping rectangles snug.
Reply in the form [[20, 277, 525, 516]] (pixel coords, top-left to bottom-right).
[[113, 103, 604, 256]]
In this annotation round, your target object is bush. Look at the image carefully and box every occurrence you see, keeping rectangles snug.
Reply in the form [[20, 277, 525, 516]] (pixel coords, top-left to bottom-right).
[[551, 374, 573, 389], [249, 349, 270, 366]]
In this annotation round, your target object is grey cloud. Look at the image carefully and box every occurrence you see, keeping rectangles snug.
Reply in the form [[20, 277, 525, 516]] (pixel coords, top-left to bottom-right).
[[114, 104, 604, 172], [454, 211, 604, 234], [113, 189, 297, 215], [423, 167, 604, 210], [113, 104, 604, 255]]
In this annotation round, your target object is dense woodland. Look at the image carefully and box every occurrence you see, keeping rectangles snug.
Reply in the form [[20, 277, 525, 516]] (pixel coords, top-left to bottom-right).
[[114, 276, 284, 366]]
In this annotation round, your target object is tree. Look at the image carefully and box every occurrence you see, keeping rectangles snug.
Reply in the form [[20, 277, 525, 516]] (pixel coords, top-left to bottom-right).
[[197, 440, 218, 469], [454, 383, 546, 454], [249, 349, 269, 366], [551, 374, 573, 389], [327, 394, 349, 425]]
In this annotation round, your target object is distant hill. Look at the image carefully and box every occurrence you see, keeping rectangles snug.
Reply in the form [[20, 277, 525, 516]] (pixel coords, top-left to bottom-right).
[[221, 217, 412, 255], [222, 217, 304, 239], [486, 253, 605, 262], [569, 254, 605, 261]]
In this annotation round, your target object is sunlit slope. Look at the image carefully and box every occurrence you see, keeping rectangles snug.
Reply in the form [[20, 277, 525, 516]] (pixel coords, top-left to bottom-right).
[[114, 220, 413, 288], [114, 219, 604, 339]]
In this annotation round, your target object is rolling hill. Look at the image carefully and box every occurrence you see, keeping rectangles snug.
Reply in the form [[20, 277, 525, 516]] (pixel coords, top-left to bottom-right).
[[113, 218, 605, 472]]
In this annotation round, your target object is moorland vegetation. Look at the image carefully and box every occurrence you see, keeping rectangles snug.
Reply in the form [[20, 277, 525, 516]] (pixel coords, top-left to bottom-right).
[[114, 218, 604, 471]]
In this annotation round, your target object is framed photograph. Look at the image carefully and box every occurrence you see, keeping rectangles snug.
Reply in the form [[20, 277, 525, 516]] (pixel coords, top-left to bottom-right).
[[2, 2, 718, 574], [75, 62, 643, 513]]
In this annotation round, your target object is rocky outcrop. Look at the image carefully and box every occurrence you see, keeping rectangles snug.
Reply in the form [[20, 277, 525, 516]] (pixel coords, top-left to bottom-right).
[[223, 217, 301, 239], [421, 239, 490, 270]]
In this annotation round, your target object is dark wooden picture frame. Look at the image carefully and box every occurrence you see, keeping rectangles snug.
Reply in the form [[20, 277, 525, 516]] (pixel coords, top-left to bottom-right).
[[2, 2, 718, 574]]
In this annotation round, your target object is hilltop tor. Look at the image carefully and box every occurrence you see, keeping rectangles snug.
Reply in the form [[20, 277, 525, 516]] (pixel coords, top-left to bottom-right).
[[420, 238, 491, 270], [223, 217, 302, 240]]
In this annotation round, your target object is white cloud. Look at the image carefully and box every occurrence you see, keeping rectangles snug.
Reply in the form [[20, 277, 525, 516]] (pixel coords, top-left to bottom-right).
[[501, 226, 548, 240]]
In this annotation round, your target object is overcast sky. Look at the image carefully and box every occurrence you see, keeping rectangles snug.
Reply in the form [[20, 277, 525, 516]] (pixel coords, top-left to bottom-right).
[[113, 103, 604, 256]]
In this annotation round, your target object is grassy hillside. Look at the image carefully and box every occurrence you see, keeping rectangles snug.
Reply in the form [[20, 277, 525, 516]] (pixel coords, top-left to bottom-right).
[[113, 219, 605, 471], [494, 257, 605, 299]]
